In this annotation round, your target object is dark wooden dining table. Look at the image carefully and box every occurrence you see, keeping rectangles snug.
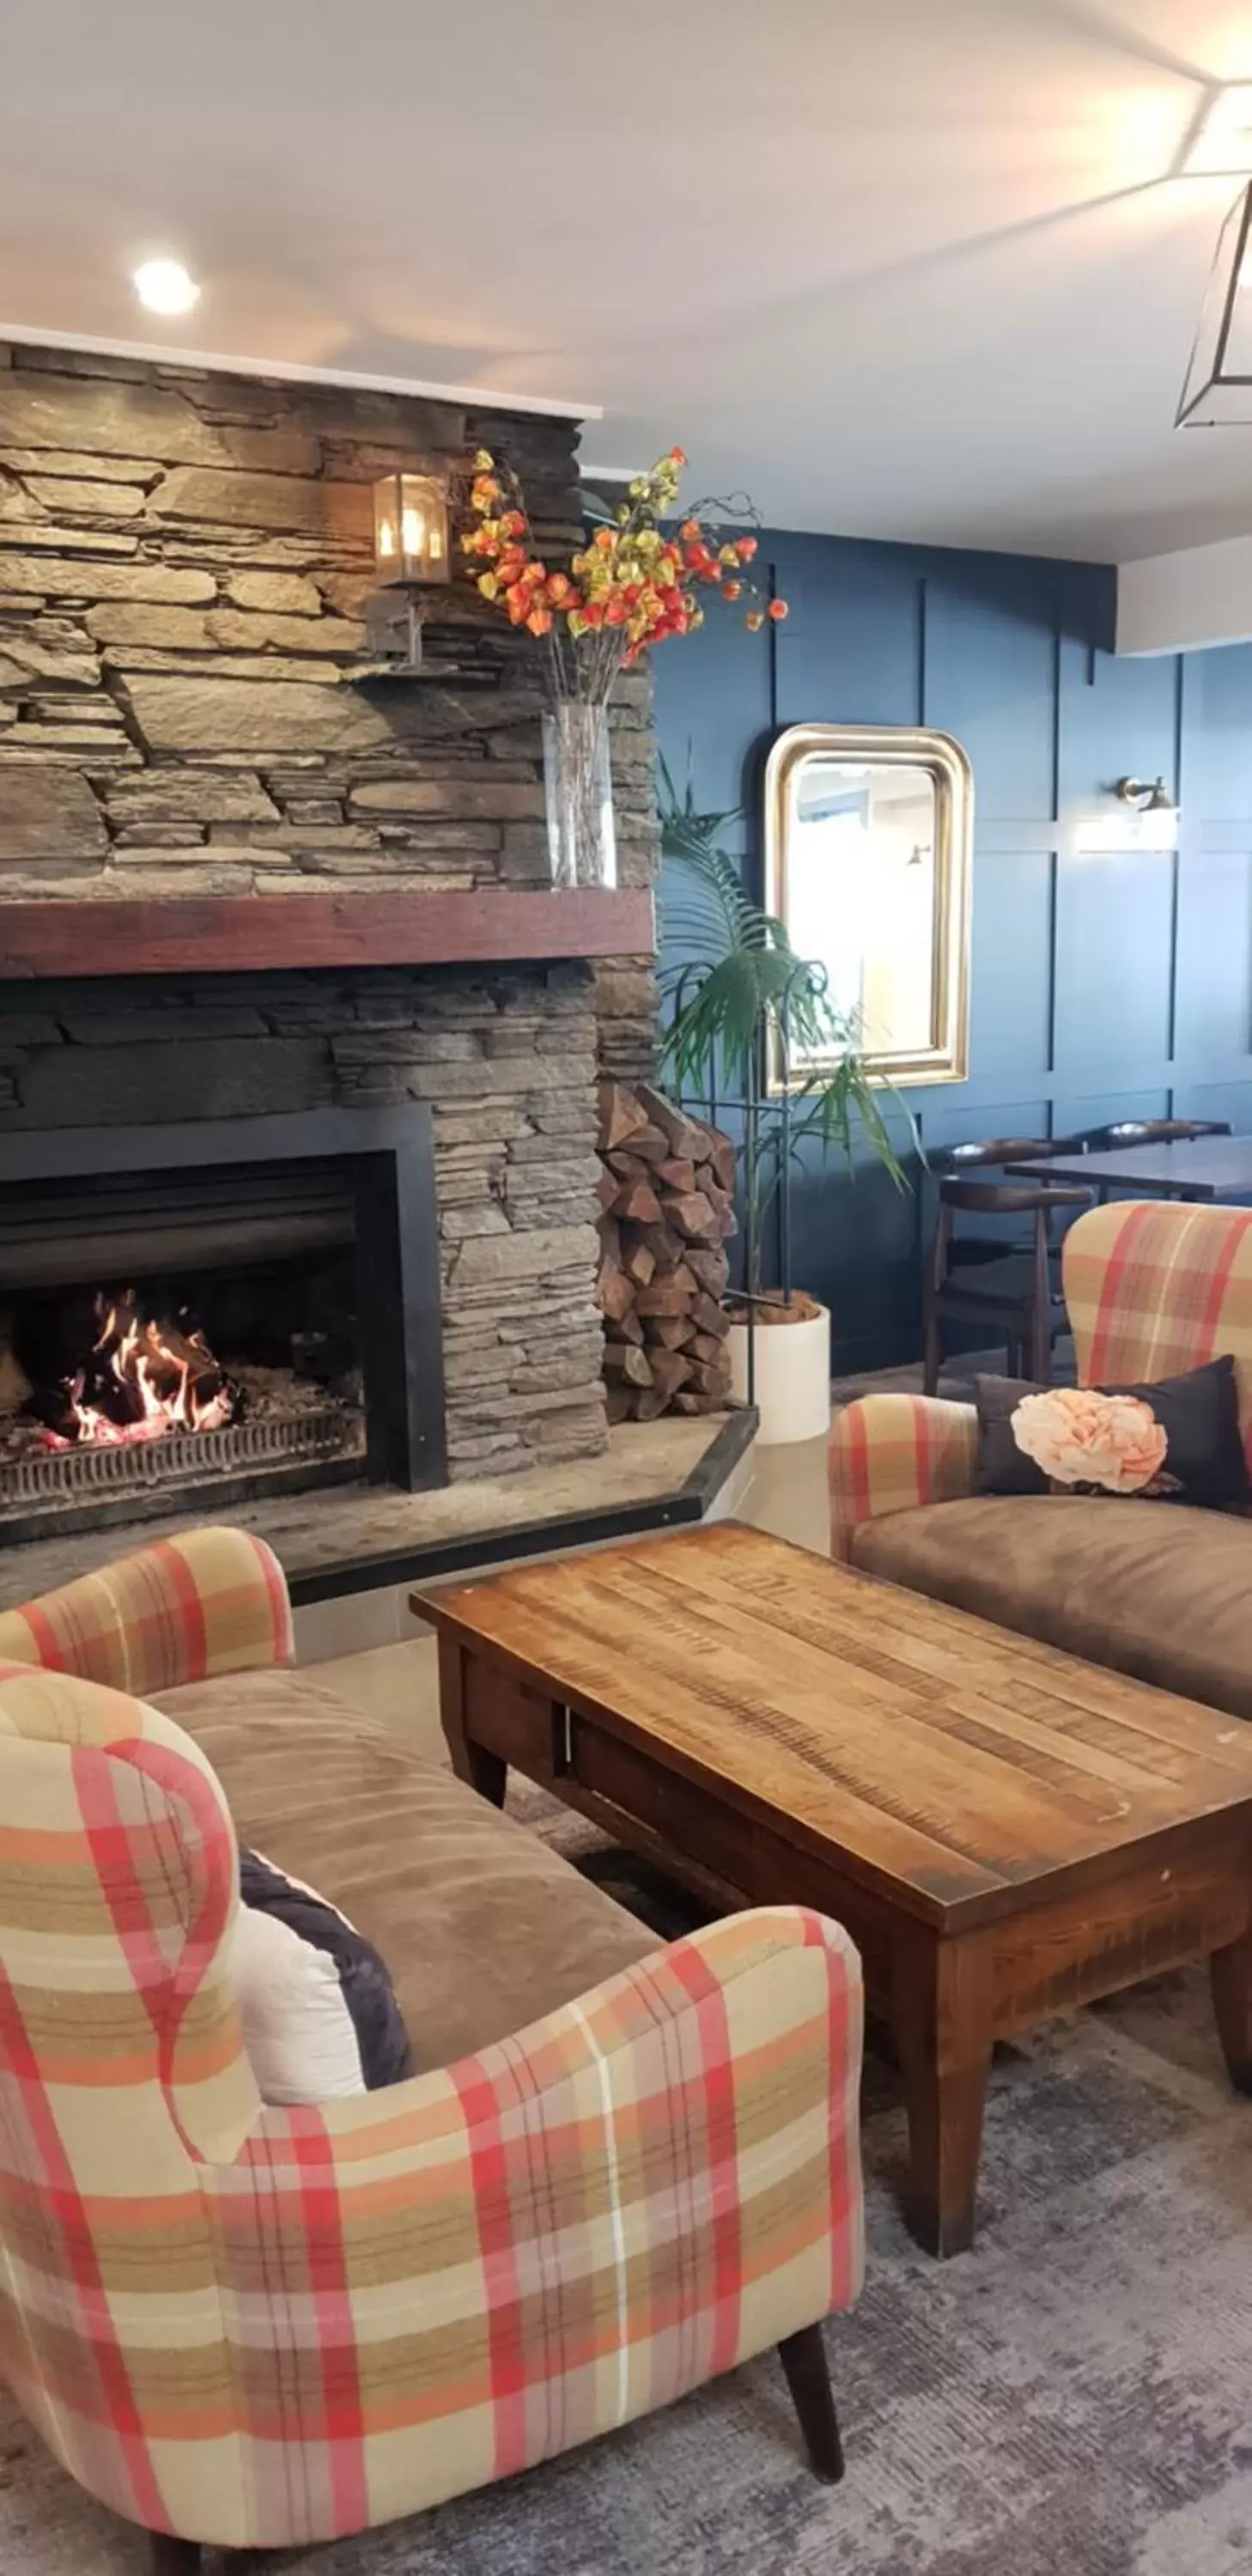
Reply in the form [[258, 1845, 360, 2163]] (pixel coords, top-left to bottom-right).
[[1005, 1136, 1252, 1203]]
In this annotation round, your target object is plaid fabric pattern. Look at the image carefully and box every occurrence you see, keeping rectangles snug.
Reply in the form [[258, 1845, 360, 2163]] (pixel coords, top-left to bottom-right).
[[0, 1526, 294, 1693], [0, 1651, 863, 2550], [829, 1393, 979, 1553], [1064, 1200, 1252, 1454]]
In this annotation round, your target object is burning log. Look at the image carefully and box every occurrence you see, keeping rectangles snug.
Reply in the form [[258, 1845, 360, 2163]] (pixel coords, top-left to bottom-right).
[[595, 1082, 737, 1422]]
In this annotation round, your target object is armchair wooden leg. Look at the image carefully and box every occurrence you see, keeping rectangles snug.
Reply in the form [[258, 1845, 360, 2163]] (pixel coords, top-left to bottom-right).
[[149, 2537, 202, 2574], [778, 2323, 846, 2483]]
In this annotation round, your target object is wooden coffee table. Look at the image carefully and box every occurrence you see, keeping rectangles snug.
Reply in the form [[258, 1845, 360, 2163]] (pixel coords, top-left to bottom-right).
[[415, 1523, 1252, 2256]]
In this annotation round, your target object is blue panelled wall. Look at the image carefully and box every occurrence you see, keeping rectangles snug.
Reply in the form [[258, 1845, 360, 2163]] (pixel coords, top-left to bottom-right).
[[651, 529, 1252, 1371]]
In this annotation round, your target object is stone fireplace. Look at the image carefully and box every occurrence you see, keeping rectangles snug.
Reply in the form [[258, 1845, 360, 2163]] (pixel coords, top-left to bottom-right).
[[0, 960, 611, 1541], [0, 340, 661, 1554]]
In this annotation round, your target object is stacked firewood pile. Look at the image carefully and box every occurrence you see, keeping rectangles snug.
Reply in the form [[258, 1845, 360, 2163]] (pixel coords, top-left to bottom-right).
[[595, 1080, 737, 1421]]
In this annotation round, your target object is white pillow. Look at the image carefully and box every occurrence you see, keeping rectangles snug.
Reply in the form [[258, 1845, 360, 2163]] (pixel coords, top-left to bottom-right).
[[228, 1846, 413, 2105], [231, 1901, 368, 2103]]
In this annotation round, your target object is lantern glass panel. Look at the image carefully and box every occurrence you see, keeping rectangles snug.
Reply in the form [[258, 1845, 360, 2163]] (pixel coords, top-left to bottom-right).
[[372, 472, 449, 584], [373, 473, 404, 584], [400, 475, 448, 584]]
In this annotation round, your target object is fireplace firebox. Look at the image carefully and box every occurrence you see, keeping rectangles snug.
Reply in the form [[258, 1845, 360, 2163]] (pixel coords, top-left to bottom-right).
[[0, 1109, 446, 1546]]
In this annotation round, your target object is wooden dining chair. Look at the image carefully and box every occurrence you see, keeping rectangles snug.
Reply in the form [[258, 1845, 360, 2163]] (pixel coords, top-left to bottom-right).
[[923, 1174, 1092, 1394], [927, 1135, 1085, 1278]]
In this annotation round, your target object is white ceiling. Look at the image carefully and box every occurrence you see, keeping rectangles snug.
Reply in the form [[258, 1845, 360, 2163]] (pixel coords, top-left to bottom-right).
[[3, 0, 1252, 562]]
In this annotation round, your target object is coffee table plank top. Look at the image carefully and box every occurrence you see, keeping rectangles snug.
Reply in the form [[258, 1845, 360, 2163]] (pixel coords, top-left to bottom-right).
[[421, 1525, 1252, 1929]]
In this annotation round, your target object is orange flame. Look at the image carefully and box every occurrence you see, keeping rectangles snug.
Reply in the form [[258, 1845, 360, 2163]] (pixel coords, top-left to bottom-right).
[[44, 1294, 234, 1449]]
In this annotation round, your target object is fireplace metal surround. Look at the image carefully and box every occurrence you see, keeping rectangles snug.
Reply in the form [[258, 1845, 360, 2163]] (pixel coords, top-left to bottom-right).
[[0, 1106, 446, 1542]]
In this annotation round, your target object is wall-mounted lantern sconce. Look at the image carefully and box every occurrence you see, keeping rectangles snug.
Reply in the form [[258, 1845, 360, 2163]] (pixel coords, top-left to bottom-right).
[[1114, 775, 1178, 815], [364, 471, 450, 671], [1074, 776, 1180, 857]]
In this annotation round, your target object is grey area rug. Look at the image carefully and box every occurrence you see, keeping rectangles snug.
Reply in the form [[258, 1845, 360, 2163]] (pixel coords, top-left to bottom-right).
[[6, 1792, 1252, 2576]]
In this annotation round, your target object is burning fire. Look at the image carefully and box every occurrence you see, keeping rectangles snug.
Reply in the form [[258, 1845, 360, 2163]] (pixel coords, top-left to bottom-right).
[[43, 1291, 235, 1450]]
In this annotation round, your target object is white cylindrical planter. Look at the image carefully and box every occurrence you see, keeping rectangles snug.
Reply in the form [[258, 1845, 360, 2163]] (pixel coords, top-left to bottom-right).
[[727, 1302, 831, 1446]]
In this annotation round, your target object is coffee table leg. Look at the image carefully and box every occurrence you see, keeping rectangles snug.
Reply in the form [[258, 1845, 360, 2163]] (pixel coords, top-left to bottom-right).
[[437, 1637, 507, 1808], [893, 1933, 995, 2257], [1211, 1928, 1252, 2093]]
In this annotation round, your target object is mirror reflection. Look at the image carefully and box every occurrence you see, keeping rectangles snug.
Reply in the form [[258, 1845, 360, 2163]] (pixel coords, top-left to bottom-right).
[[764, 724, 972, 1086], [787, 761, 939, 1061]]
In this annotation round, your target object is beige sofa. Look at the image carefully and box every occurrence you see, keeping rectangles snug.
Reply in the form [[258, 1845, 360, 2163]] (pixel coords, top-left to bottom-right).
[[829, 1198, 1252, 1722], [170, 1634, 664, 2062]]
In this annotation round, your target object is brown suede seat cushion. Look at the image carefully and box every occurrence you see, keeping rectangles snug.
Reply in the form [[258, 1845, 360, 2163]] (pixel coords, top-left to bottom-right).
[[852, 1493, 1252, 1722], [156, 1666, 655, 2069]]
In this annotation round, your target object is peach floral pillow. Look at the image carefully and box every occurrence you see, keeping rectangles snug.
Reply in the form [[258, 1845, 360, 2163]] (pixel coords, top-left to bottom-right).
[[974, 1358, 1248, 1510], [1011, 1387, 1168, 1494]]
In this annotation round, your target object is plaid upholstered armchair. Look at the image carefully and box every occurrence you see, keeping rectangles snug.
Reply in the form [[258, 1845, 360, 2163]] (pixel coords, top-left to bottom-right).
[[830, 1199, 1252, 1554], [0, 1530, 864, 2572]]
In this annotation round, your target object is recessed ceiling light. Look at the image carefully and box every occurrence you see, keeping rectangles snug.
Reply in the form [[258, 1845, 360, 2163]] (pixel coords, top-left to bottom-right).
[[131, 258, 200, 317], [1182, 82, 1252, 177]]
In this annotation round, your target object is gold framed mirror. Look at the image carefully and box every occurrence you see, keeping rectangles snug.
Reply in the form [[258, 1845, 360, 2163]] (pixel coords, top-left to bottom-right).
[[763, 722, 973, 1088]]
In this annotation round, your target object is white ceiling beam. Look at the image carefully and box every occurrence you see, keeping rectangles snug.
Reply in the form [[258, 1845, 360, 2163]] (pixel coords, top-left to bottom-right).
[[1117, 533, 1252, 656], [0, 322, 601, 422]]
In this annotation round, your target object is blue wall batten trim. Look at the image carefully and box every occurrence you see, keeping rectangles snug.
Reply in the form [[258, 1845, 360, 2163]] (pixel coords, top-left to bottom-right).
[[1165, 845, 1181, 1068], [1045, 848, 1060, 1078], [1049, 629, 1063, 823], [653, 525, 1252, 1371]]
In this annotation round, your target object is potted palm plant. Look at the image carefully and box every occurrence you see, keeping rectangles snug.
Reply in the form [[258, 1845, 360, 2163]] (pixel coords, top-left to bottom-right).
[[658, 760, 913, 1443]]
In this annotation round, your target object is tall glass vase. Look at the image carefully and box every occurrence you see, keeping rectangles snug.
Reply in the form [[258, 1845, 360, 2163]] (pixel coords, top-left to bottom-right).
[[542, 698, 617, 889]]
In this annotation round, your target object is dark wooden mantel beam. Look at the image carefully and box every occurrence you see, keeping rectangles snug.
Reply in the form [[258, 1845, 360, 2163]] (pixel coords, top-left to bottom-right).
[[0, 888, 655, 981]]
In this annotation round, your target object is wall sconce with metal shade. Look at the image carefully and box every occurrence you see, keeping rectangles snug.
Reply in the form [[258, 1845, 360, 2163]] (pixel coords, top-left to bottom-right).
[[1177, 181, 1252, 426], [1114, 776, 1178, 814], [364, 471, 451, 671], [1073, 776, 1179, 855]]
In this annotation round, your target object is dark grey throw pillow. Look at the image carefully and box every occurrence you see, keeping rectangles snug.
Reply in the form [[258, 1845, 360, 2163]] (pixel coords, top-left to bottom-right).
[[235, 1846, 413, 2102], [975, 1356, 1248, 1512]]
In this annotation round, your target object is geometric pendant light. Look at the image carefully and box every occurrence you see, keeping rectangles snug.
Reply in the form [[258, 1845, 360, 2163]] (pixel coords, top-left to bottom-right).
[[1177, 183, 1252, 425]]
